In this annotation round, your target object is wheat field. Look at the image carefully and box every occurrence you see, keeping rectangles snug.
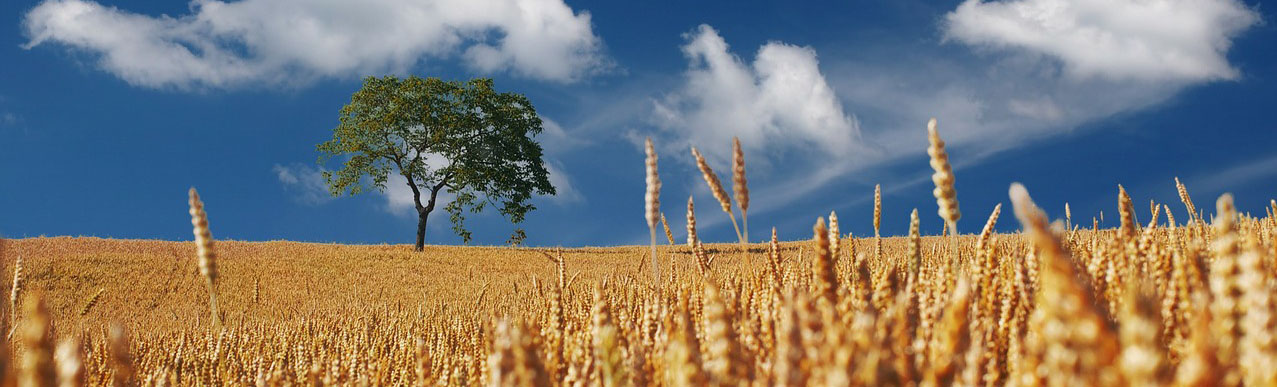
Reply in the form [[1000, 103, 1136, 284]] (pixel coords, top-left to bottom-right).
[[2, 124, 1277, 386], [1, 189, 1275, 386]]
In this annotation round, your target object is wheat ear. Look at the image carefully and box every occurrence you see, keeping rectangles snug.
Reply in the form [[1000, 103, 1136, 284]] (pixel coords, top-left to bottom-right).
[[189, 187, 222, 331], [829, 211, 842, 264], [691, 146, 743, 243], [686, 196, 698, 249], [927, 118, 961, 266], [9, 254, 22, 332], [1065, 202, 1072, 231], [908, 209, 921, 275], [927, 118, 961, 228], [79, 288, 104, 317], [732, 137, 749, 243], [874, 184, 883, 263], [1119, 185, 1137, 239], [644, 138, 662, 286], [660, 213, 676, 245], [813, 217, 837, 306], [1175, 177, 1198, 225]]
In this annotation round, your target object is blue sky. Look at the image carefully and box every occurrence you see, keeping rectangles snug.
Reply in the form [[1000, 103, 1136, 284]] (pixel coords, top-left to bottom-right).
[[1, 0, 1274, 246]]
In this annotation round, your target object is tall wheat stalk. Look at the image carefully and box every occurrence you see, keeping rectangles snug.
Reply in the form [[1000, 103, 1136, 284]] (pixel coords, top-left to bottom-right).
[[927, 118, 961, 263], [874, 184, 883, 263], [732, 137, 750, 244], [691, 147, 743, 244], [188, 188, 222, 331], [9, 254, 22, 334], [644, 138, 662, 286]]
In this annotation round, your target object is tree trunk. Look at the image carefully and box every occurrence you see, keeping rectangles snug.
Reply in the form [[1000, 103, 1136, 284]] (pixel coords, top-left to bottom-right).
[[411, 178, 443, 253], [415, 212, 428, 251]]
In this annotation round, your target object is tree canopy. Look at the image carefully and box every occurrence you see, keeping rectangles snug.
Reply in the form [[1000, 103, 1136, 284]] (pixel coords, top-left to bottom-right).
[[319, 76, 555, 249]]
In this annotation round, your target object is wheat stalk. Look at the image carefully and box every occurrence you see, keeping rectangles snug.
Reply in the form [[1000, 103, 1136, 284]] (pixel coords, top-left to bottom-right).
[[1119, 185, 1137, 239], [79, 288, 105, 317], [691, 146, 743, 243], [732, 137, 750, 243], [1065, 203, 1072, 231], [768, 227, 783, 290], [874, 184, 883, 263], [660, 213, 675, 245], [813, 217, 837, 307], [686, 196, 698, 250], [9, 254, 22, 332], [927, 118, 961, 230], [1175, 177, 1199, 225], [908, 209, 921, 276], [829, 211, 841, 265], [188, 188, 222, 331], [644, 138, 662, 286]]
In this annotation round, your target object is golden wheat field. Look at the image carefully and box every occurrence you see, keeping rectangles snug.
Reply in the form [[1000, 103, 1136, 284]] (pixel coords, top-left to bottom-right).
[[1, 180, 1276, 386]]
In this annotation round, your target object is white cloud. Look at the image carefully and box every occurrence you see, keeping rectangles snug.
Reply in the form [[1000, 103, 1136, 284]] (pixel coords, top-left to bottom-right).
[[273, 163, 334, 204], [383, 173, 424, 216], [944, 0, 1260, 82], [652, 24, 860, 165], [544, 161, 583, 204], [22, 0, 611, 89]]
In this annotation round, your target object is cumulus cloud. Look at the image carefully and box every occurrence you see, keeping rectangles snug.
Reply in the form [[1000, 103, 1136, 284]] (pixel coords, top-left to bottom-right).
[[22, 0, 611, 89], [652, 24, 860, 165], [944, 0, 1260, 82], [273, 163, 334, 204]]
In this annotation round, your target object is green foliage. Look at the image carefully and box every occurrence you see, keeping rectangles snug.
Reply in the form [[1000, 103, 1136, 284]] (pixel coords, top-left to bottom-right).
[[318, 76, 556, 245], [506, 228, 527, 247]]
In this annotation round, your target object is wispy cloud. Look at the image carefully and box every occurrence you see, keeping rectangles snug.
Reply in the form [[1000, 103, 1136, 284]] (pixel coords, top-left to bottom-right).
[[1190, 155, 1277, 195], [22, 0, 612, 89], [0, 112, 19, 127], [272, 163, 334, 205]]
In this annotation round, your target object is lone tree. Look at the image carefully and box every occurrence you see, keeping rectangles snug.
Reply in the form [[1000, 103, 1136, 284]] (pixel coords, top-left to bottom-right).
[[319, 76, 555, 250]]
